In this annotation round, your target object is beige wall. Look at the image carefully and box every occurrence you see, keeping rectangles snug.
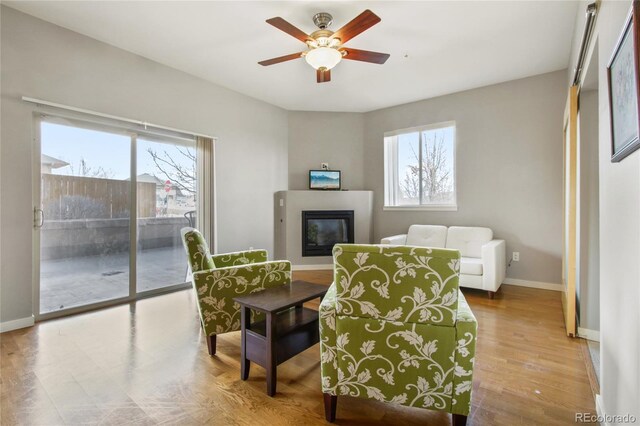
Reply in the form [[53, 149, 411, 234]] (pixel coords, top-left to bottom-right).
[[363, 70, 566, 285], [288, 73, 567, 285], [0, 7, 288, 324], [569, 0, 640, 420], [288, 111, 364, 190], [274, 190, 373, 266]]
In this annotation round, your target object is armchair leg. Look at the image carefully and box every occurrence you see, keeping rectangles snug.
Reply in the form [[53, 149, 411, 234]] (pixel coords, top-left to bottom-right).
[[452, 414, 467, 426], [206, 334, 216, 356], [488, 291, 495, 299], [323, 393, 337, 422]]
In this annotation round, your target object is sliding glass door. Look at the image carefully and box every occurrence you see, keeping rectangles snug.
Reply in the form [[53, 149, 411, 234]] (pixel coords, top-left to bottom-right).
[[136, 137, 197, 292], [39, 122, 132, 314], [36, 117, 207, 318]]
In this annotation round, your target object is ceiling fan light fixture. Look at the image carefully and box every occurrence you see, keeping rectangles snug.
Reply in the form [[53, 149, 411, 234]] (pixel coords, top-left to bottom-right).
[[259, 10, 388, 83], [304, 47, 342, 70]]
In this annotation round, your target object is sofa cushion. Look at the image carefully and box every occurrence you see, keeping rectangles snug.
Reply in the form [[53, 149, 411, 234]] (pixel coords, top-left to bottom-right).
[[446, 226, 493, 258], [405, 225, 448, 248], [460, 257, 483, 275], [459, 273, 483, 289]]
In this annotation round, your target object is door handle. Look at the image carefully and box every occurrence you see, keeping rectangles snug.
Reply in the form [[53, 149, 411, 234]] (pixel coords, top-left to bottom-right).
[[34, 207, 44, 228]]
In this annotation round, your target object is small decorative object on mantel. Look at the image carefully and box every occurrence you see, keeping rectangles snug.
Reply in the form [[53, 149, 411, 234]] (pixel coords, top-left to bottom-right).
[[607, 0, 640, 162], [309, 170, 341, 190]]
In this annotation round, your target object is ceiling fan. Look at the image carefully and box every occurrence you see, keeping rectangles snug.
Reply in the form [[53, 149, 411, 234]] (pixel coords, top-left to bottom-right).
[[258, 9, 390, 83]]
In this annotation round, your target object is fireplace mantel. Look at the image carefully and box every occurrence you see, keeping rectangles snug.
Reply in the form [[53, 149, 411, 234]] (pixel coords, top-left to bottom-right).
[[274, 190, 373, 269]]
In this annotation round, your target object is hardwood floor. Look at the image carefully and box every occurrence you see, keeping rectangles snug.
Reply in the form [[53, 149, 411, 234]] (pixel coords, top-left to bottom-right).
[[0, 271, 596, 425]]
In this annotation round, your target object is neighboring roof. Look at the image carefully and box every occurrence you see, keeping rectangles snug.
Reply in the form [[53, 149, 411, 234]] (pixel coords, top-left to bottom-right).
[[135, 173, 164, 185], [41, 154, 69, 169], [128, 174, 188, 195]]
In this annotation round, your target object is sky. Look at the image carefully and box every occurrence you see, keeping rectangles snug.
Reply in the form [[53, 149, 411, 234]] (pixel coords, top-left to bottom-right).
[[41, 122, 195, 181], [42, 120, 451, 188], [396, 126, 455, 177]]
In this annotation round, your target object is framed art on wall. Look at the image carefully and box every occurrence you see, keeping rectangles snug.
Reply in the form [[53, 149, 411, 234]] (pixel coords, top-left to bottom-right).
[[607, 1, 640, 162]]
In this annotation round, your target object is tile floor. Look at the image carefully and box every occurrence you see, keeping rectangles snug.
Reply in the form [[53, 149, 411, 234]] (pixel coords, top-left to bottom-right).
[[40, 246, 187, 314]]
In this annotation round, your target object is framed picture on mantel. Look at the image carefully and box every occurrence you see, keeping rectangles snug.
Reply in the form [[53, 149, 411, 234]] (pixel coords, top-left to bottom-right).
[[607, 0, 640, 162], [309, 170, 341, 190]]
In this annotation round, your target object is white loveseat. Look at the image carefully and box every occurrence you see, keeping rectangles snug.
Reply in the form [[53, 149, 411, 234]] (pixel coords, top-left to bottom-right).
[[381, 225, 506, 298]]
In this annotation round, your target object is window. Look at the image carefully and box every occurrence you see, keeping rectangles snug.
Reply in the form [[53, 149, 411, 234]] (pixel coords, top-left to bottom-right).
[[384, 121, 456, 210]]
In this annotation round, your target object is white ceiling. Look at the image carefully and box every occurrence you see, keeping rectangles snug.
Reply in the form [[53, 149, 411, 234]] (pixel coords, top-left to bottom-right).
[[6, 1, 579, 113]]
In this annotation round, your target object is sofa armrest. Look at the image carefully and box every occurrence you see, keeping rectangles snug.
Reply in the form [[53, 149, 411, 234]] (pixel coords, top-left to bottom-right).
[[192, 261, 291, 336], [319, 283, 339, 395], [481, 239, 506, 291], [380, 234, 407, 245], [451, 291, 478, 416], [211, 249, 268, 267]]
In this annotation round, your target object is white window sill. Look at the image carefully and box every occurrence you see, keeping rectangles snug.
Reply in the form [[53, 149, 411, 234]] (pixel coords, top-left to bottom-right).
[[383, 205, 458, 212]]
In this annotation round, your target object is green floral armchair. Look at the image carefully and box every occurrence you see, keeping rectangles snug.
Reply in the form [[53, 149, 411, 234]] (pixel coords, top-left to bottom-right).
[[181, 227, 291, 355], [320, 244, 477, 425]]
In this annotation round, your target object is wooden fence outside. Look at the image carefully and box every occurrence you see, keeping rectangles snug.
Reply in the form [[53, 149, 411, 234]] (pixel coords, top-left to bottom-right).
[[42, 174, 157, 219]]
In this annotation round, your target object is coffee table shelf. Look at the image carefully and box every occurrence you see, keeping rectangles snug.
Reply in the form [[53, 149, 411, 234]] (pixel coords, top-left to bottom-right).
[[234, 280, 328, 396], [245, 307, 320, 371], [248, 307, 319, 337]]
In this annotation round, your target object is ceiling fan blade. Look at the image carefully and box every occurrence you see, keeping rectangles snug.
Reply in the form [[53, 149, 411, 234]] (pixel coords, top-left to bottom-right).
[[266, 17, 311, 43], [341, 48, 390, 64], [258, 52, 304, 66], [317, 69, 331, 83], [331, 9, 381, 44]]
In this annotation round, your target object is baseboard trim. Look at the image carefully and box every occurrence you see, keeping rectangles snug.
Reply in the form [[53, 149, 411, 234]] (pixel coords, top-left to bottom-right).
[[0, 315, 35, 333], [578, 327, 600, 342], [595, 394, 609, 426], [503, 278, 562, 291], [292, 264, 333, 271]]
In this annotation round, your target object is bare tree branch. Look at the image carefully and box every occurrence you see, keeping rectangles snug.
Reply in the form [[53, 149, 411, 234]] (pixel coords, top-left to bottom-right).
[[147, 148, 196, 195], [399, 131, 452, 202], [68, 157, 114, 179]]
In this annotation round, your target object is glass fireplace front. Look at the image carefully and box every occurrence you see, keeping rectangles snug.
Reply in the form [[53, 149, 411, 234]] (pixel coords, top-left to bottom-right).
[[302, 210, 354, 257]]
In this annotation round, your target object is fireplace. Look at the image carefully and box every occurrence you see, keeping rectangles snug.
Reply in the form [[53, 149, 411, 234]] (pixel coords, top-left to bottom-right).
[[302, 210, 354, 257]]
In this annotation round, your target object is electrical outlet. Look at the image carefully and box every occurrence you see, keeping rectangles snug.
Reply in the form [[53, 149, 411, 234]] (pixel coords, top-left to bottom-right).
[[279, 199, 284, 207], [513, 252, 520, 262], [321, 162, 329, 170]]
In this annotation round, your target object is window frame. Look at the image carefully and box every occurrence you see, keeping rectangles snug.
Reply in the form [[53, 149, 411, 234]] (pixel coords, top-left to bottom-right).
[[383, 121, 457, 211]]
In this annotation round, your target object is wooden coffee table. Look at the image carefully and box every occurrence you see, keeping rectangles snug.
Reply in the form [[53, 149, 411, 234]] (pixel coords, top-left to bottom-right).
[[234, 280, 328, 396]]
